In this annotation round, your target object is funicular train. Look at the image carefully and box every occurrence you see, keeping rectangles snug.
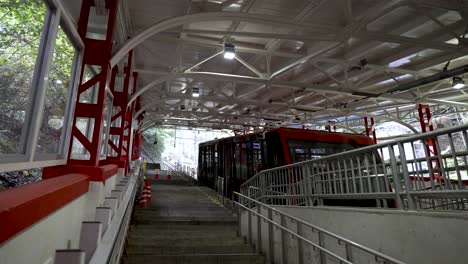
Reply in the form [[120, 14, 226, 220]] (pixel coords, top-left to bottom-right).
[[197, 127, 377, 202]]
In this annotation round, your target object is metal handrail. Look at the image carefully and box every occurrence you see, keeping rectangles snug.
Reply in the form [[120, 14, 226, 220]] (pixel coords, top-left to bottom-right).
[[234, 192, 405, 264], [240, 122, 468, 210], [246, 122, 468, 179]]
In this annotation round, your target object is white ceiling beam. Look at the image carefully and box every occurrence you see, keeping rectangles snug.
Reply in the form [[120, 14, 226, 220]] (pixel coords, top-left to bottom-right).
[[184, 50, 223, 72], [111, 11, 340, 66], [234, 54, 264, 78]]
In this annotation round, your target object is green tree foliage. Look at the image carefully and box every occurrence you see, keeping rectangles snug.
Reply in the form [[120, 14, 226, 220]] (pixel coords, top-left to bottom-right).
[[0, 0, 46, 153], [0, 0, 76, 154], [142, 128, 175, 162]]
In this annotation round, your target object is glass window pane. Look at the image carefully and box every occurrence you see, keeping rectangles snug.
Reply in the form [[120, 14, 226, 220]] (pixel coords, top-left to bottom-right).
[[79, 65, 100, 104], [70, 117, 94, 159], [0, 0, 47, 154], [36, 25, 77, 155], [100, 92, 112, 157]]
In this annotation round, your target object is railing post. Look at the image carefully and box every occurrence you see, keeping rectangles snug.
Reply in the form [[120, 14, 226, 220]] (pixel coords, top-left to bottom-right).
[[257, 205, 262, 254], [248, 208, 253, 245], [297, 222, 304, 264], [302, 165, 312, 206], [345, 243, 353, 262], [280, 214, 287, 264], [397, 142, 416, 210], [237, 203, 242, 237], [388, 144, 405, 209], [318, 231, 326, 264], [268, 208, 275, 263], [260, 172, 266, 203]]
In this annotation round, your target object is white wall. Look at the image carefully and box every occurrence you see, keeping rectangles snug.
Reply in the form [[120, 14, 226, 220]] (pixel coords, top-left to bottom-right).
[[0, 174, 120, 264], [240, 206, 468, 264]]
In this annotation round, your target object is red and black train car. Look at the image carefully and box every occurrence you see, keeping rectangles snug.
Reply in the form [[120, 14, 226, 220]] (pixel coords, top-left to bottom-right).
[[198, 127, 374, 198]]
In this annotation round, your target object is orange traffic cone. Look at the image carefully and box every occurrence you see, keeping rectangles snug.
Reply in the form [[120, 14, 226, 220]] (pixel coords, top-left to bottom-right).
[[143, 178, 151, 202], [138, 178, 151, 208]]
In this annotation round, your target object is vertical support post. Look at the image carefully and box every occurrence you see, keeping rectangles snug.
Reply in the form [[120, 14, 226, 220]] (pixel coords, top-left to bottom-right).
[[388, 144, 405, 209], [267, 208, 274, 263], [280, 214, 287, 264], [418, 104, 441, 178], [318, 231, 326, 264], [256, 205, 262, 254], [364, 117, 377, 144], [107, 50, 134, 169], [122, 72, 139, 173], [297, 222, 304, 264], [237, 203, 242, 237], [248, 208, 252, 245], [54, 250, 85, 264], [302, 165, 312, 206], [79, 222, 102, 263], [397, 142, 416, 210], [67, 0, 120, 166]]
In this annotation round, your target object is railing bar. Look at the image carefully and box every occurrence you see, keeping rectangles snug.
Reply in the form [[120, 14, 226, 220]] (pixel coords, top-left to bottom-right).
[[397, 142, 416, 210], [343, 158, 350, 194], [349, 156, 357, 194], [434, 136, 452, 191], [388, 145, 405, 209], [357, 155, 364, 194], [234, 193, 405, 264], [448, 133, 464, 190]]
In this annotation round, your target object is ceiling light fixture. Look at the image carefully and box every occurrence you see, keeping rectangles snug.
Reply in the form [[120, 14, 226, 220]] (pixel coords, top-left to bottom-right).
[[224, 43, 235, 60], [453, 76, 465, 89], [192, 87, 200, 97]]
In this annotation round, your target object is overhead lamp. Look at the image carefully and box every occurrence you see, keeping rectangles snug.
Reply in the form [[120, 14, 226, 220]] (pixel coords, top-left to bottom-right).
[[224, 43, 235, 60], [164, 119, 168, 122], [453, 76, 465, 89], [192, 87, 200, 97]]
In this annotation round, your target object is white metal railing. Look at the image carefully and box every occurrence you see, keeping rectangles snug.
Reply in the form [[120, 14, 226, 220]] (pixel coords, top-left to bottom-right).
[[234, 192, 405, 264], [240, 123, 468, 210]]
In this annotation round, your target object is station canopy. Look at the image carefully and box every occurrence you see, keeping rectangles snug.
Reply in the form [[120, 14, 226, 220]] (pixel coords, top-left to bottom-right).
[[66, 0, 468, 132]]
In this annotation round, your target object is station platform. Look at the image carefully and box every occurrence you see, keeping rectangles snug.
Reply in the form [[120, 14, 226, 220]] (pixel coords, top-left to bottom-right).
[[124, 176, 263, 264]]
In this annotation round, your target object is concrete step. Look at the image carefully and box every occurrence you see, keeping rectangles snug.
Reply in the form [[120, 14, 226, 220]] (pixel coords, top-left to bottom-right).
[[129, 223, 237, 231], [127, 236, 245, 246], [123, 254, 265, 264], [128, 230, 238, 238], [133, 217, 237, 225], [134, 211, 234, 218], [139, 206, 229, 211], [125, 245, 254, 255]]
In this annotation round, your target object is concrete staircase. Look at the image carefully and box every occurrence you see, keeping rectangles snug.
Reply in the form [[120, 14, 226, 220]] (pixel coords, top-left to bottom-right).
[[122, 177, 264, 264]]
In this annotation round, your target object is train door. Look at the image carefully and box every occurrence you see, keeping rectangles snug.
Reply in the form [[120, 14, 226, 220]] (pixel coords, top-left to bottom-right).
[[253, 141, 263, 174], [224, 143, 234, 198], [264, 131, 286, 168]]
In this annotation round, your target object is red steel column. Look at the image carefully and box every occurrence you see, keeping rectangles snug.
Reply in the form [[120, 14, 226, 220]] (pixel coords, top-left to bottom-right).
[[364, 117, 377, 144], [418, 104, 441, 175], [107, 50, 134, 168], [122, 72, 139, 172], [67, 0, 119, 166]]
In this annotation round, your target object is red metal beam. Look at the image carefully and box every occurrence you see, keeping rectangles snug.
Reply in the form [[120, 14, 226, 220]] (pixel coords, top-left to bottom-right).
[[364, 117, 377, 144], [0, 174, 89, 243], [418, 104, 441, 174], [67, 0, 119, 166], [107, 50, 134, 167]]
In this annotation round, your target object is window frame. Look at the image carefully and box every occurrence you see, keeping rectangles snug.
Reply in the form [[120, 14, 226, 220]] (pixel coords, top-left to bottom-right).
[[0, 0, 84, 173]]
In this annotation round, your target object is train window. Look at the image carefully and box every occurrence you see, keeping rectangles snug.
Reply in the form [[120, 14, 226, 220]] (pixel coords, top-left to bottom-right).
[[288, 140, 358, 162]]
